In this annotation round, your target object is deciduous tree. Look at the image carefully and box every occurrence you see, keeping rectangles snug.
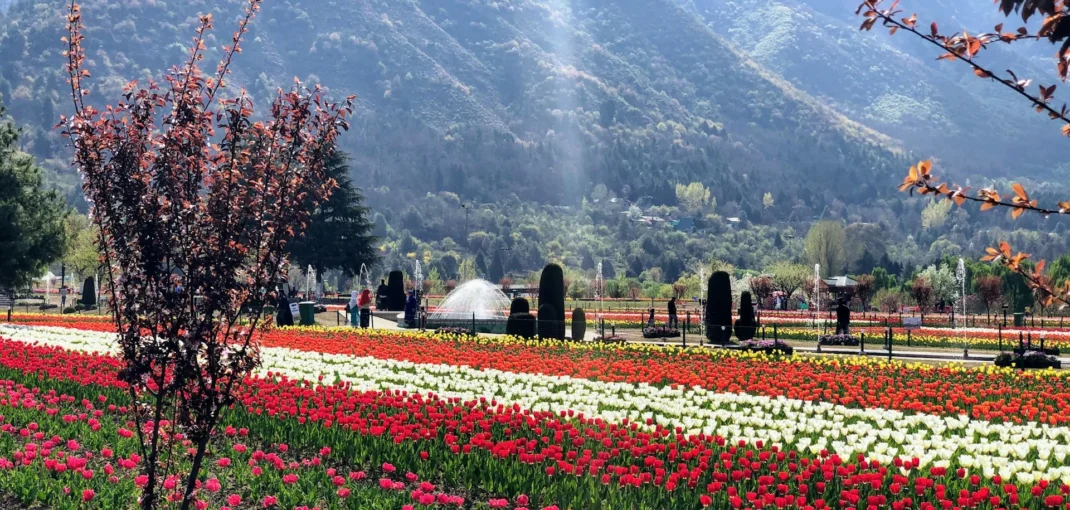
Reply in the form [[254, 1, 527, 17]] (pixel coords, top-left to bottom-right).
[[62, 213, 101, 280], [674, 182, 712, 214], [750, 276, 774, 308], [975, 275, 1003, 321], [61, 2, 353, 509], [854, 274, 876, 310], [911, 277, 934, 313], [804, 221, 846, 277], [767, 262, 810, 301]]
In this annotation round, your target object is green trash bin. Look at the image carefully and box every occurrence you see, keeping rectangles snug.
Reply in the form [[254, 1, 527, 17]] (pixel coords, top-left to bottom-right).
[[299, 301, 317, 326], [1013, 312, 1025, 327]]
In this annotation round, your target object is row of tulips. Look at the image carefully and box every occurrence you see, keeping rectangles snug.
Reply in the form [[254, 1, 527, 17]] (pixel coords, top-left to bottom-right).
[[774, 325, 1070, 351], [6, 323, 1070, 482], [0, 364, 536, 510], [8, 323, 1069, 427], [5, 327, 1070, 509]]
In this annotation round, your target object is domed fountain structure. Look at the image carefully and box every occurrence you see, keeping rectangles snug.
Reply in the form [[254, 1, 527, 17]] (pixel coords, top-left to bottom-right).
[[402, 279, 510, 333]]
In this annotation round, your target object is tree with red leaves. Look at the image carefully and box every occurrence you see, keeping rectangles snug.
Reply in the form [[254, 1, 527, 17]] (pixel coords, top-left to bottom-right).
[[975, 275, 1004, 322], [59, 1, 353, 508], [856, 0, 1070, 310]]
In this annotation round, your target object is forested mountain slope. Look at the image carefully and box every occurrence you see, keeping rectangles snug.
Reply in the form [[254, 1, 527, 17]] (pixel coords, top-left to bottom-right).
[[1, 0, 906, 210], [681, 0, 1066, 179]]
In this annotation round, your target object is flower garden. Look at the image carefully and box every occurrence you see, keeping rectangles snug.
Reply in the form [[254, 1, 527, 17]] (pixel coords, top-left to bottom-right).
[[0, 314, 1069, 509]]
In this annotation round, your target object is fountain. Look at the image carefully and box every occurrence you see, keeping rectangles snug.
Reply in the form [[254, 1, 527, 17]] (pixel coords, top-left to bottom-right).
[[304, 265, 316, 299], [699, 266, 706, 336], [44, 274, 52, 307], [422, 279, 511, 333], [957, 257, 967, 353], [813, 264, 821, 330], [358, 263, 371, 291], [595, 261, 604, 320], [414, 260, 423, 296]]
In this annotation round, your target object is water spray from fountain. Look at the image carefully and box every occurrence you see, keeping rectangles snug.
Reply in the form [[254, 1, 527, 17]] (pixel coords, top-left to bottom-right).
[[358, 263, 371, 292], [428, 280, 510, 321], [957, 257, 967, 352], [814, 264, 821, 330], [414, 260, 423, 294], [595, 260, 604, 321], [699, 266, 706, 336], [305, 265, 316, 299]]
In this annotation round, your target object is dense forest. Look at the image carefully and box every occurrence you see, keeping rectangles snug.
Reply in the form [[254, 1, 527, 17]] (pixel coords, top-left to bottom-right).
[[0, 0, 1066, 285]]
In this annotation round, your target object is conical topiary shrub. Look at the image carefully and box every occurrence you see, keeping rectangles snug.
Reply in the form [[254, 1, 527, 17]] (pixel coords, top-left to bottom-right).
[[81, 276, 96, 308], [734, 291, 758, 341], [387, 270, 405, 311], [537, 304, 558, 340], [510, 297, 530, 315], [705, 271, 733, 344], [507, 312, 537, 339], [538, 264, 565, 340], [571, 308, 586, 341]]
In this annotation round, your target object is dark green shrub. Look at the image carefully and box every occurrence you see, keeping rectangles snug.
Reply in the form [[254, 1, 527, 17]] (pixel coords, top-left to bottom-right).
[[510, 297, 530, 315], [538, 264, 565, 339], [387, 270, 405, 311], [507, 312, 537, 339], [537, 304, 558, 340], [63, 307, 76, 314], [705, 271, 732, 344], [81, 277, 96, 307], [571, 308, 586, 340], [734, 291, 758, 341]]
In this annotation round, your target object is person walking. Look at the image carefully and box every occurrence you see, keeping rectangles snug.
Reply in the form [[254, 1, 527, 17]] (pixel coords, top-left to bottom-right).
[[358, 289, 372, 328], [404, 291, 418, 328], [347, 291, 360, 327], [376, 279, 388, 310], [59, 286, 68, 309], [276, 293, 294, 327], [667, 297, 678, 329], [835, 298, 851, 335]]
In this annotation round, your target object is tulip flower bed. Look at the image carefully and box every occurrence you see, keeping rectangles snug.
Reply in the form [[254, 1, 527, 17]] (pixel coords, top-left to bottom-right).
[[777, 325, 1070, 351], [6, 323, 1070, 509]]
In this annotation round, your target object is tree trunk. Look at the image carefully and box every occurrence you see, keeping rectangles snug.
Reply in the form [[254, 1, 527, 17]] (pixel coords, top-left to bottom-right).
[[179, 437, 211, 510]]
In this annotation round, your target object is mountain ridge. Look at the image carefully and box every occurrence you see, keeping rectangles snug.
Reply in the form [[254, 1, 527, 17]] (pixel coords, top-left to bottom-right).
[[0, 0, 909, 210]]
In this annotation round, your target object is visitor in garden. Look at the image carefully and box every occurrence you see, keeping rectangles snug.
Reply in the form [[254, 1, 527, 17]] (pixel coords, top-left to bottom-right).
[[404, 290, 418, 327], [835, 298, 851, 335], [646, 309, 656, 329], [358, 289, 372, 328], [376, 279, 388, 309], [347, 291, 359, 327], [276, 293, 294, 327], [60, 286, 67, 309], [668, 297, 678, 328]]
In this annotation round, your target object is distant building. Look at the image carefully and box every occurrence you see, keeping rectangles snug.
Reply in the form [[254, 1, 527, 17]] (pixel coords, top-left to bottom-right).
[[822, 276, 859, 300]]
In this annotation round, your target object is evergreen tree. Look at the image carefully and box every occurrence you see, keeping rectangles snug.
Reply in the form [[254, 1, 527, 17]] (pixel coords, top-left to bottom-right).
[[601, 258, 617, 279], [855, 250, 877, 275], [488, 250, 505, 283], [475, 251, 488, 278], [581, 252, 596, 270], [0, 101, 67, 291], [288, 150, 378, 278]]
